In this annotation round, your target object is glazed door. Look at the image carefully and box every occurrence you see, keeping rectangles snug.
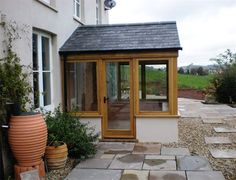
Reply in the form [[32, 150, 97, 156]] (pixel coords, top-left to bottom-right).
[[103, 60, 134, 138]]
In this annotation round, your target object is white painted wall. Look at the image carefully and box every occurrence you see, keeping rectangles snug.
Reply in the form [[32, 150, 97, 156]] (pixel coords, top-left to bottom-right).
[[0, 0, 108, 110], [136, 118, 179, 143], [79, 118, 102, 138]]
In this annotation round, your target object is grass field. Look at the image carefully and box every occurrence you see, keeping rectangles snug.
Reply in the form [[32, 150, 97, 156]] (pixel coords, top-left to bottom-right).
[[178, 74, 213, 90]]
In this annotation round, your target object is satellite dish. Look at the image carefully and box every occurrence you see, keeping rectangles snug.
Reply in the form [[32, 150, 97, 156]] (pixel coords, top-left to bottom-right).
[[104, 0, 116, 10]]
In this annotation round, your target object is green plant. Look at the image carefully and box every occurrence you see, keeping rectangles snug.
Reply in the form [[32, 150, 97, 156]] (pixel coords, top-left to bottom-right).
[[0, 20, 32, 111], [210, 49, 236, 103], [44, 107, 99, 158]]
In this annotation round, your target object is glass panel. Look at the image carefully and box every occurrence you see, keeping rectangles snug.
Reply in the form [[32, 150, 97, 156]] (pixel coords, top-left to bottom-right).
[[76, 0, 80, 18], [66, 62, 98, 111], [41, 37, 50, 71], [43, 72, 51, 106], [33, 72, 39, 108], [106, 62, 131, 129], [32, 34, 38, 71], [139, 60, 168, 112]]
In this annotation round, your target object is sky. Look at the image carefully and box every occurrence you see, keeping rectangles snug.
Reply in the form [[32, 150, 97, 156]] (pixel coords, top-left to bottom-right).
[[108, 0, 236, 66]]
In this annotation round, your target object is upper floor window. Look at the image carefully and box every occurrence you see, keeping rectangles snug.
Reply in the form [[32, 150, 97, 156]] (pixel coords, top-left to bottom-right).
[[74, 0, 81, 20], [96, 0, 101, 24]]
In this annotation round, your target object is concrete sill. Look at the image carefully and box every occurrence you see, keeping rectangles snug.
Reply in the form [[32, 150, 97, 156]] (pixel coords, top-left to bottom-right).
[[35, 0, 58, 13], [73, 16, 84, 25]]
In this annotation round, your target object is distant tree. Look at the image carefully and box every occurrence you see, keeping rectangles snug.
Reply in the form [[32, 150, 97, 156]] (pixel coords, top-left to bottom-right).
[[178, 67, 184, 74], [211, 49, 236, 103], [197, 66, 204, 76], [190, 68, 198, 75]]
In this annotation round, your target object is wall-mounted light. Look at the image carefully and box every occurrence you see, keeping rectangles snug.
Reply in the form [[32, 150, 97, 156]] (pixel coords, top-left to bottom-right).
[[104, 0, 116, 10]]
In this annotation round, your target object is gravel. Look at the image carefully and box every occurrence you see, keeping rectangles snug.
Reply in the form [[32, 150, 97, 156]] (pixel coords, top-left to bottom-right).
[[164, 117, 236, 180], [46, 117, 236, 180]]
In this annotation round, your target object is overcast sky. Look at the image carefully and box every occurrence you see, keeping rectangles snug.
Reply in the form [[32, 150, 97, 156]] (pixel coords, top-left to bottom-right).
[[109, 0, 236, 66]]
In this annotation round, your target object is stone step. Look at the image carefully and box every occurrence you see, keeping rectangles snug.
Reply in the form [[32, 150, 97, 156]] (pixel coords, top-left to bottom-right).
[[210, 149, 236, 159], [202, 118, 223, 124], [214, 127, 236, 133], [205, 137, 232, 144]]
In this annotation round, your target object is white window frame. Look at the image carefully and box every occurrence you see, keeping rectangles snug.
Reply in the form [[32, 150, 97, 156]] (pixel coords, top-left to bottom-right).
[[42, 0, 50, 4], [74, 0, 82, 20], [32, 31, 53, 111], [96, 0, 101, 24]]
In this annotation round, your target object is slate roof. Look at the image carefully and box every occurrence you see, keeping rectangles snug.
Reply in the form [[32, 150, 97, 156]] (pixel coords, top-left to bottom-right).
[[59, 22, 182, 53]]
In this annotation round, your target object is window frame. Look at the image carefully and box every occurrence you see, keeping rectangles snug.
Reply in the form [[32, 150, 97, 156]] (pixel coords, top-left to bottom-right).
[[42, 0, 50, 4], [32, 31, 53, 111], [65, 60, 101, 117], [135, 58, 173, 116], [96, 0, 101, 24], [74, 0, 82, 21]]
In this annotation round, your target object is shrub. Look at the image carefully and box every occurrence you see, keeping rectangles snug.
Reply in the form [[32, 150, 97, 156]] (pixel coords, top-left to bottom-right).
[[44, 107, 99, 158], [211, 49, 236, 103]]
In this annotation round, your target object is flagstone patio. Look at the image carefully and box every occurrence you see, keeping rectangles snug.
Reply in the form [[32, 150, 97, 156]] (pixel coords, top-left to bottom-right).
[[65, 143, 225, 180], [63, 98, 236, 180]]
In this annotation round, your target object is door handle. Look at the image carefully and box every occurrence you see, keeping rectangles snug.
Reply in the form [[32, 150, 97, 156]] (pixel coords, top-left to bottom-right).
[[104, 97, 109, 103]]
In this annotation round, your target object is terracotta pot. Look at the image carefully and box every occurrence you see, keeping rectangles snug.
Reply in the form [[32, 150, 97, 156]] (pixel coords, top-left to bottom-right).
[[8, 113, 47, 166], [45, 142, 68, 170]]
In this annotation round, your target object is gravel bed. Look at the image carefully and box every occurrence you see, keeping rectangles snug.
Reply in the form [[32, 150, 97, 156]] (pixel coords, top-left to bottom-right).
[[46, 158, 78, 180], [164, 117, 236, 180], [46, 117, 236, 180]]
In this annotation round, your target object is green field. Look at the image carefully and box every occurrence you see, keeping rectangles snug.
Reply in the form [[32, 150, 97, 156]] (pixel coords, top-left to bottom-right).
[[178, 74, 213, 90]]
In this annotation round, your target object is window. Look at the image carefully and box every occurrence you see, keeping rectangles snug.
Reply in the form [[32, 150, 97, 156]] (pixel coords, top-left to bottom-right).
[[138, 60, 168, 112], [65, 62, 98, 112], [74, 0, 81, 20], [96, 0, 101, 24], [32, 33, 52, 109]]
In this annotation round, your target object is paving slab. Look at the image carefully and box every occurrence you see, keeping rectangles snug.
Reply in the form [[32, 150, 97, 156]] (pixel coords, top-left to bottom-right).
[[120, 170, 149, 180], [76, 158, 112, 169], [161, 147, 190, 156], [177, 156, 212, 171], [210, 149, 236, 159], [109, 154, 144, 170], [145, 155, 175, 160], [205, 137, 232, 144], [65, 169, 122, 180], [214, 127, 236, 133], [186, 171, 225, 180], [133, 143, 161, 154], [100, 154, 115, 159], [202, 118, 223, 124], [97, 142, 135, 154], [143, 157, 176, 170], [149, 171, 186, 180]]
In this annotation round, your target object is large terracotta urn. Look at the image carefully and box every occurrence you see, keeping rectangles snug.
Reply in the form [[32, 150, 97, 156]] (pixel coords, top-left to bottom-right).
[[8, 112, 47, 167]]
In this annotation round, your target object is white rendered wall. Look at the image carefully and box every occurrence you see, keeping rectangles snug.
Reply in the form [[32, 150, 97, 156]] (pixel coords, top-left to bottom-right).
[[136, 118, 179, 143], [79, 118, 102, 138], [0, 0, 108, 111]]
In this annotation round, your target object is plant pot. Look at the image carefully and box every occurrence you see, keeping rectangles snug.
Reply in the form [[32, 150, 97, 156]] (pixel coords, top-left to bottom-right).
[[8, 113, 47, 166], [45, 142, 68, 170]]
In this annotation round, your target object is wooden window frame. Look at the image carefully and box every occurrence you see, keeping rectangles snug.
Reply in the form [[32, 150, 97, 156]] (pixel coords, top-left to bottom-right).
[[134, 58, 177, 117], [65, 60, 101, 117]]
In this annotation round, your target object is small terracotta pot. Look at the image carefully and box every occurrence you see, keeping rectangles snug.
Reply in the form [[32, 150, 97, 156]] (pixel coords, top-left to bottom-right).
[[8, 113, 47, 166], [45, 142, 68, 170]]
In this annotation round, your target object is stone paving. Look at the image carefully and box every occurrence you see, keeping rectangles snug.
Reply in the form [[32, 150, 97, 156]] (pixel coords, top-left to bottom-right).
[[65, 98, 236, 180], [65, 143, 225, 180]]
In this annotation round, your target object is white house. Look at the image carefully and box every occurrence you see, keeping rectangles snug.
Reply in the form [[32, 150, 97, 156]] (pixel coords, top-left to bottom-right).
[[0, 0, 109, 111]]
